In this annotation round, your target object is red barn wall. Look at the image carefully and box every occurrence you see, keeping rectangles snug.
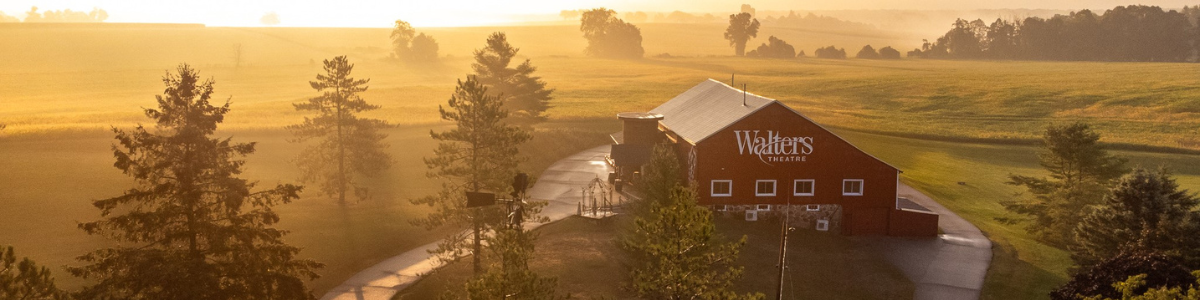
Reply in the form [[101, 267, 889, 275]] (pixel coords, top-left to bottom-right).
[[691, 103, 899, 235]]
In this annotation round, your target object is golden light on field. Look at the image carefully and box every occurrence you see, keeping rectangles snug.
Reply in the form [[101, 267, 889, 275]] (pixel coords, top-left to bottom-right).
[[4, 0, 1199, 27]]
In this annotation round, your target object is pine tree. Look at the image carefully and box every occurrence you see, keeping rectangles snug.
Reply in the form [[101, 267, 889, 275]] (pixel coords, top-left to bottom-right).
[[290, 56, 392, 205], [1004, 122, 1128, 246], [631, 143, 682, 216], [1, 245, 69, 300], [68, 65, 322, 300], [621, 186, 763, 300], [1072, 167, 1200, 268], [464, 228, 560, 300], [410, 76, 531, 270], [471, 32, 554, 121]]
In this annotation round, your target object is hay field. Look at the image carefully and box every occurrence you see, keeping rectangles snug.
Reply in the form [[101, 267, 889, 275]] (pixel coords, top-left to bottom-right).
[[1, 23, 1198, 298]]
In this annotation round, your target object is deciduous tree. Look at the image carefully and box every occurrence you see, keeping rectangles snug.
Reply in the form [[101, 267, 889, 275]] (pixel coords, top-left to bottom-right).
[[471, 32, 554, 121], [879, 46, 902, 59], [856, 45, 880, 59], [289, 56, 392, 205], [69, 65, 321, 300], [391, 20, 416, 59], [724, 12, 760, 56], [580, 8, 645, 59], [1, 245, 69, 300], [746, 36, 796, 58], [814, 46, 847, 59], [1004, 122, 1128, 246], [409, 33, 440, 61]]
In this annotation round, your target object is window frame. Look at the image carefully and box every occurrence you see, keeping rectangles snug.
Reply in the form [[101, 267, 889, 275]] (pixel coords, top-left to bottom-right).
[[793, 179, 815, 196], [806, 204, 820, 211], [711, 180, 733, 197], [755, 180, 777, 197], [842, 179, 864, 196], [756, 204, 771, 211]]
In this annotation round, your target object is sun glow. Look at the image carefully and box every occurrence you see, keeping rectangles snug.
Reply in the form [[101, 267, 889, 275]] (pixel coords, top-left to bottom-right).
[[3, 0, 1198, 27]]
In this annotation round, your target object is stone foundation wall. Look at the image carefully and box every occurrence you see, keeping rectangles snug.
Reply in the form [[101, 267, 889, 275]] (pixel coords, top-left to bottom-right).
[[714, 204, 843, 233]]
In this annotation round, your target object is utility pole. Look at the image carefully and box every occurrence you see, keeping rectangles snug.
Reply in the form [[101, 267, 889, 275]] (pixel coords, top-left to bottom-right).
[[776, 198, 792, 300]]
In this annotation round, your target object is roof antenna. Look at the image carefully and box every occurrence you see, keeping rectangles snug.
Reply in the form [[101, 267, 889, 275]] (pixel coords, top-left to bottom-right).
[[742, 83, 747, 106]]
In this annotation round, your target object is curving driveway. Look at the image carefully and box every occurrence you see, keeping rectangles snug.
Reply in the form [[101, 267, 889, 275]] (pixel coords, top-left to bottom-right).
[[319, 145, 992, 300], [862, 184, 993, 300], [319, 145, 614, 300]]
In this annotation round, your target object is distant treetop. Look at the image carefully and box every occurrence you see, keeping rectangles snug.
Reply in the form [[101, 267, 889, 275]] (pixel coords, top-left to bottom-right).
[[22, 6, 107, 23]]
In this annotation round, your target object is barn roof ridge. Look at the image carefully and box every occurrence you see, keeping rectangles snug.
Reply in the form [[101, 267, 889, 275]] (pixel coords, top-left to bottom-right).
[[651, 78, 899, 171]]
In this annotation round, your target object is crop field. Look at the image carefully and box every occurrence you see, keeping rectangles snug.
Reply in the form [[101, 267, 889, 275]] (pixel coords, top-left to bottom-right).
[[1, 23, 1198, 298]]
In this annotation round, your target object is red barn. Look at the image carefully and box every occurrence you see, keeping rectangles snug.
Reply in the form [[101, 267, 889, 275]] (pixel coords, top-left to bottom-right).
[[611, 79, 938, 236]]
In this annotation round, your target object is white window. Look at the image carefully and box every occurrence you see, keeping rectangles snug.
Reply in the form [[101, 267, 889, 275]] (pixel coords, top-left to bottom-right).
[[793, 179, 815, 196], [711, 180, 732, 197], [806, 204, 820, 211], [715, 205, 728, 211], [755, 180, 776, 196], [843, 179, 864, 196], [756, 204, 771, 211]]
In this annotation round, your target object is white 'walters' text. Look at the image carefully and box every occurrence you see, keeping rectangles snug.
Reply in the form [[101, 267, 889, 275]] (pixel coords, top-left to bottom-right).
[[734, 130, 814, 165]]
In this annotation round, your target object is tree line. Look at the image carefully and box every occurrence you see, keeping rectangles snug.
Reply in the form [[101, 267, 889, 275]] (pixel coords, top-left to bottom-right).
[[910, 5, 1200, 62], [0, 7, 108, 23]]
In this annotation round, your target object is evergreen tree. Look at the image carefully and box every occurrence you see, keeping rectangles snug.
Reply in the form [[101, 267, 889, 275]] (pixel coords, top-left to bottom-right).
[[1072, 167, 1200, 267], [621, 186, 763, 300], [1004, 122, 1128, 246], [411, 76, 531, 269], [471, 32, 555, 121], [69, 65, 321, 300], [724, 12, 760, 56], [289, 56, 392, 205], [463, 228, 560, 300], [1, 245, 69, 300], [632, 143, 682, 216]]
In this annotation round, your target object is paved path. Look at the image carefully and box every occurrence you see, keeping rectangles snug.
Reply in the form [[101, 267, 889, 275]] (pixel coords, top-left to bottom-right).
[[862, 183, 993, 300], [320, 146, 613, 300]]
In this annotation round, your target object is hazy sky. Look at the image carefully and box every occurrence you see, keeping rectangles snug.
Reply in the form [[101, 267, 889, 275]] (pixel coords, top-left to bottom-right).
[[3, 0, 1197, 27]]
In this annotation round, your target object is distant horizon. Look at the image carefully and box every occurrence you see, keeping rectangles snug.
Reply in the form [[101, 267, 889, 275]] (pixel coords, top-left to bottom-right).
[[1, 1, 1195, 28]]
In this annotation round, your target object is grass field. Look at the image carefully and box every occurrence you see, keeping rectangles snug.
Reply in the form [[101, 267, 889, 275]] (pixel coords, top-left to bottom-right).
[[2, 23, 1199, 298], [393, 216, 913, 300], [836, 129, 1200, 299]]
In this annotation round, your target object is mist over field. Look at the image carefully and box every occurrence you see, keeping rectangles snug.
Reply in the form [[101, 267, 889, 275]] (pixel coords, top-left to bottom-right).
[[1, 2, 1199, 300]]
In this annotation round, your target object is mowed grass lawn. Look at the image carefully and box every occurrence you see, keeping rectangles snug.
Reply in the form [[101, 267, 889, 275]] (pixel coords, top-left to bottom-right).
[[2, 24, 1200, 298], [837, 129, 1200, 299], [393, 216, 913, 300]]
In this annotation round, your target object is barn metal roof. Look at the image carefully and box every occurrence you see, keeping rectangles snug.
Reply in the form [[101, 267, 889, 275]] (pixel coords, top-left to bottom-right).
[[650, 79, 774, 144], [650, 78, 900, 171]]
